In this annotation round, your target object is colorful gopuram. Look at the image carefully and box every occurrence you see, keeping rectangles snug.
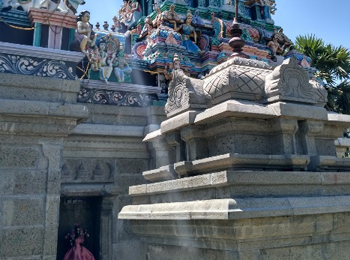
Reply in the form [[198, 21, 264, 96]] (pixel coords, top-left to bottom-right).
[[0, 0, 312, 106]]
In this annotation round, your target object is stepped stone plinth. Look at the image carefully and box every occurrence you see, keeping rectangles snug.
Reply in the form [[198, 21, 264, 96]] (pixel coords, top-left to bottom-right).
[[119, 56, 350, 259]]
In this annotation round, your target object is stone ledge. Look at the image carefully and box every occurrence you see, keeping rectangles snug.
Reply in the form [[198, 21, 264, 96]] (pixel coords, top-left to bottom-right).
[[0, 73, 81, 92], [71, 124, 145, 137], [142, 165, 177, 182], [328, 112, 350, 124], [128, 171, 350, 196], [174, 153, 310, 176], [266, 102, 328, 120], [193, 100, 328, 125], [0, 99, 88, 119], [143, 129, 162, 142], [310, 156, 350, 171], [160, 111, 200, 134], [335, 138, 350, 147], [0, 42, 84, 63], [194, 100, 275, 125], [119, 196, 350, 220]]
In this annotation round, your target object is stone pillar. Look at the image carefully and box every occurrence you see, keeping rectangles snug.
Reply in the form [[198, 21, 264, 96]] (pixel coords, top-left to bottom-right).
[[181, 126, 208, 161], [166, 131, 186, 163], [100, 198, 114, 260], [296, 120, 324, 156], [269, 118, 299, 155]]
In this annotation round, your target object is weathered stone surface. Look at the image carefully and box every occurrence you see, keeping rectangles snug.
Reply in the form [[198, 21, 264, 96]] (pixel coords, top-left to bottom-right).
[[2, 198, 45, 227], [0, 170, 47, 195], [1, 228, 44, 257], [0, 73, 81, 103], [0, 146, 38, 169], [84, 104, 148, 126]]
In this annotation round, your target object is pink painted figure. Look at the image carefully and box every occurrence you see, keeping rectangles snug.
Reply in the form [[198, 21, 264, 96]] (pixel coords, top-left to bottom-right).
[[63, 223, 95, 260]]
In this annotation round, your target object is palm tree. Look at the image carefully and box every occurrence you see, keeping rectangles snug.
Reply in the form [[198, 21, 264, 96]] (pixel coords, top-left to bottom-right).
[[294, 34, 350, 113]]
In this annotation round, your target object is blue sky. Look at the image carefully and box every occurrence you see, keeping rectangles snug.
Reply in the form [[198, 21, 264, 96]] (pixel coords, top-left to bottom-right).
[[78, 0, 350, 48]]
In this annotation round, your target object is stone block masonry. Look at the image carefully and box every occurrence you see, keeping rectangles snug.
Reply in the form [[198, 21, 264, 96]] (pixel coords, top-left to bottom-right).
[[0, 69, 88, 259]]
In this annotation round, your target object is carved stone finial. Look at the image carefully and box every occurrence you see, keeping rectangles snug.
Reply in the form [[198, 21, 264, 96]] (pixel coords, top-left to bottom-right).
[[264, 57, 328, 106]]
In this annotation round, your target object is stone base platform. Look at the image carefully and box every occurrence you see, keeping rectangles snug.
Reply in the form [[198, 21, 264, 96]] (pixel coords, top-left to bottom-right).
[[120, 170, 350, 259]]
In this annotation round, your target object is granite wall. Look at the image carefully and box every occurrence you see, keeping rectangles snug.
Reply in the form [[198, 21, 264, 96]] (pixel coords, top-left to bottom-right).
[[0, 73, 88, 260]]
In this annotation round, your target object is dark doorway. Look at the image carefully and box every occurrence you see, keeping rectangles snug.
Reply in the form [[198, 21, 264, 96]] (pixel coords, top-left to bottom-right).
[[56, 197, 102, 260]]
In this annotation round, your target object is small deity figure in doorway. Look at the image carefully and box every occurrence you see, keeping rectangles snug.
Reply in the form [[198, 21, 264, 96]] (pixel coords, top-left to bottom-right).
[[63, 223, 95, 260]]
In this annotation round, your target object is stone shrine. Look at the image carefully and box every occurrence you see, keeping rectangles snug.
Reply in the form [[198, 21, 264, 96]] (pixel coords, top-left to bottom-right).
[[0, 0, 350, 259]]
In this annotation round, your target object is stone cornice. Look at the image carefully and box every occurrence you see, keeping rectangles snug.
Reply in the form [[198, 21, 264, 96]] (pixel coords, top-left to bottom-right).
[[119, 196, 350, 220], [0, 42, 84, 63]]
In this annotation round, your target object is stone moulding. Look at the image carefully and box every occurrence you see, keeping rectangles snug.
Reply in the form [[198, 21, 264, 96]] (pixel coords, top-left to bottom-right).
[[138, 153, 310, 182], [78, 87, 157, 107], [0, 42, 84, 62], [78, 80, 161, 106], [0, 54, 76, 79], [0, 42, 84, 80], [173, 153, 310, 176], [119, 196, 350, 220], [128, 170, 350, 197]]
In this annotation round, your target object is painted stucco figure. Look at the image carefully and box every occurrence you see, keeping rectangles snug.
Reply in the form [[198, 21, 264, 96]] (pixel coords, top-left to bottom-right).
[[74, 10, 98, 56], [175, 10, 200, 53]]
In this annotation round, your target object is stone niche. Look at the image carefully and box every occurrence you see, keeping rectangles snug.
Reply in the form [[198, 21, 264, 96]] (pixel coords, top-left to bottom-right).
[[119, 57, 350, 259]]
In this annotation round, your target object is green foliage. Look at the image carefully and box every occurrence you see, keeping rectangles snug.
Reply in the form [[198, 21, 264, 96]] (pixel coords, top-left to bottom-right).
[[295, 34, 350, 114]]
